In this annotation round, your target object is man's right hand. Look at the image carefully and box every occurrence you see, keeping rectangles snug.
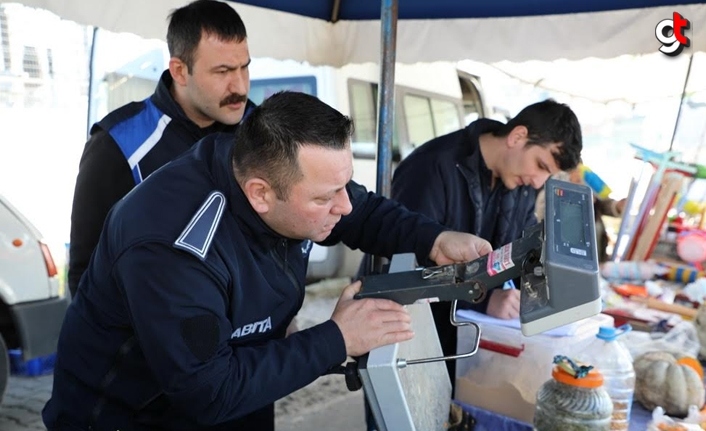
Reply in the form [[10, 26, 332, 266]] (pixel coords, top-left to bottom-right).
[[330, 281, 414, 357]]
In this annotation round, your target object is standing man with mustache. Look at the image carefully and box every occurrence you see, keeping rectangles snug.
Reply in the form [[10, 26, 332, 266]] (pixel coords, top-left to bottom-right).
[[68, 0, 255, 298]]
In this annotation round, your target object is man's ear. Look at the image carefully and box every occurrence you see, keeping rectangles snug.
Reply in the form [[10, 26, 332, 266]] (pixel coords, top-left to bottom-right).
[[242, 178, 274, 214], [168, 57, 188, 87], [507, 126, 529, 149]]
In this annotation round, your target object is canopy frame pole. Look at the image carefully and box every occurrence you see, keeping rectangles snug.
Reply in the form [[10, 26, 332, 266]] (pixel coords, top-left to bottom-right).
[[668, 53, 694, 152], [372, 0, 398, 274]]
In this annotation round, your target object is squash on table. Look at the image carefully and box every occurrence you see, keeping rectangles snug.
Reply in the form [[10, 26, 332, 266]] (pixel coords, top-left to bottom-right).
[[633, 351, 705, 418]]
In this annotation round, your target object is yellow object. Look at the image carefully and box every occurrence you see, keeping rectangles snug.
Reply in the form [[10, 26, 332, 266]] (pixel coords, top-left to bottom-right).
[[579, 164, 612, 199], [684, 200, 705, 216]]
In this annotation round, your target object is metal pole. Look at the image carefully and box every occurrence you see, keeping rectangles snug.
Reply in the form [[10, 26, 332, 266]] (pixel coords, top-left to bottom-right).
[[86, 26, 98, 138], [668, 53, 693, 152], [375, 0, 397, 198], [371, 0, 398, 274]]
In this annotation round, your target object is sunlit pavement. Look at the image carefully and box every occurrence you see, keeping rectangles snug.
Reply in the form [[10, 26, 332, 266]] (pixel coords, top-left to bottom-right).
[[0, 375, 52, 430], [0, 373, 366, 431]]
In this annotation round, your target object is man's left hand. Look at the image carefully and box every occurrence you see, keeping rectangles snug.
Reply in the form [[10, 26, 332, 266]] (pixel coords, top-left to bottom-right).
[[429, 231, 492, 265], [486, 288, 520, 319]]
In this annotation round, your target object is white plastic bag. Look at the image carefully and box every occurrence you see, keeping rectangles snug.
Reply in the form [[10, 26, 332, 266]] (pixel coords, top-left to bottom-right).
[[647, 405, 706, 430], [621, 321, 700, 360]]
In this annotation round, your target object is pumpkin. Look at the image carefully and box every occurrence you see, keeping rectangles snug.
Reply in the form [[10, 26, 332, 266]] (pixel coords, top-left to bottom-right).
[[634, 351, 705, 417]]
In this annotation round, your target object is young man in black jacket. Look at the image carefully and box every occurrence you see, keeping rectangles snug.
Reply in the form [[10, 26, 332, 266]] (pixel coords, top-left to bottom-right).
[[68, 0, 255, 297], [378, 99, 583, 391]]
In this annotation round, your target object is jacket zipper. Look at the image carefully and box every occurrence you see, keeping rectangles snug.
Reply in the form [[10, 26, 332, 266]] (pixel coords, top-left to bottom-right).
[[270, 239, 302, 298]]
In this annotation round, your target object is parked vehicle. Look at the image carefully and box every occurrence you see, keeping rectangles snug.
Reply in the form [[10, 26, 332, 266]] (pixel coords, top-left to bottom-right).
[[0, 195, 69, 402]]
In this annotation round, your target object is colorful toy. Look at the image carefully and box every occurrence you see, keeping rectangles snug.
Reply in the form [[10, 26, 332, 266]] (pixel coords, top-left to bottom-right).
[[676, 230, 706, 271], [578, 164, 612, 199], [659, 262, 705, 284], [631, 143, 706, 180]]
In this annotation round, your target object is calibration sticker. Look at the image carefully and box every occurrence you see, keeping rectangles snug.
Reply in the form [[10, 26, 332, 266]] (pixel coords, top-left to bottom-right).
[[486, 243, 514, 276]]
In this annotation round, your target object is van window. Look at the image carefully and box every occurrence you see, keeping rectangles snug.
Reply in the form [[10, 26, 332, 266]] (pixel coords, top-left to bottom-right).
[[399, 90, 463, 157], [403, 94, 435, 151], [349, 80, 376, 143], [432, 98, 462, 136], [249, 76, 317, 105], [348, 79, 401, 160], [348, 80, 463, 160], [458, 72, 485, 124]]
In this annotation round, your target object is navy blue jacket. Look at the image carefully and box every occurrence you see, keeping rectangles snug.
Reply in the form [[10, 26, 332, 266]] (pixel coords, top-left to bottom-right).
[[44, 133, 447, 431], [393, 119, 537, 250], [68, 69, 255, 296], [391, 118, 537, 389]]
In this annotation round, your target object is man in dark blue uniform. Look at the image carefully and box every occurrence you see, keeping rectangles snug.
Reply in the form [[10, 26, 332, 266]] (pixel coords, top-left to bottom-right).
[[43, 91, 493, 431], [68, 0, 256, 297]]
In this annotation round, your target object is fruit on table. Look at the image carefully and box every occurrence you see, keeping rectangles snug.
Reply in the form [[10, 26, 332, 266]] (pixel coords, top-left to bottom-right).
[[634, 351, 705, 418]]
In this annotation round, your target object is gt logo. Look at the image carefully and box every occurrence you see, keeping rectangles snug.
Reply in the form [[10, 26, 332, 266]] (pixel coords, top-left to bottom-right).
[[655, 12, 690, 56]]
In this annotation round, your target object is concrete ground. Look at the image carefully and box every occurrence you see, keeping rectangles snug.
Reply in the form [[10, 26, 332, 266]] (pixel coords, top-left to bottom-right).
[[277, 390, 366, 431], [0, 373, 367, 431], [0, 375, 52, 430]]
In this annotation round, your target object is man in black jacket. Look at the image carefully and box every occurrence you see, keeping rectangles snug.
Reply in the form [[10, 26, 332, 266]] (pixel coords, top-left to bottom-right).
[[68, 0, 256, 297], [387, 99, 583, 389], [43, 91, 493, 431]]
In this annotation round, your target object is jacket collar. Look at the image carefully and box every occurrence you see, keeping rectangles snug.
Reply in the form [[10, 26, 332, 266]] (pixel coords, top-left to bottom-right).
[[150, 70, 257, 137], [456, 118, 503, 188]]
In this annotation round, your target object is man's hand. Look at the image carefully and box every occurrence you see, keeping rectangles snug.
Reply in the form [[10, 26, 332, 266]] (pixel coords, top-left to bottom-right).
[[331, 281, 414, 357], [485, 288, 520, 320], [285, 318, 299, 337], [615, 198, 627, 215], [429, 231, 493, 265]]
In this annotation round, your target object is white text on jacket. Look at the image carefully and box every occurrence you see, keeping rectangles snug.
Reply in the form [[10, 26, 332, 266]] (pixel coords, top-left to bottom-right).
[[231, 317, 272, 338]]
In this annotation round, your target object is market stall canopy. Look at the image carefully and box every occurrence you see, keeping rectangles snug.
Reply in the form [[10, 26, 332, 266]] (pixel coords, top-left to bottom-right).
[[4, 0, 706, 66], [489, 51, 706, 106]]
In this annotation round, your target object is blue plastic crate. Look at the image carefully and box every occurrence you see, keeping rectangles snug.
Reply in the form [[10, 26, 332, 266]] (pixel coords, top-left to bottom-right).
[[8, 349, 56, 376]]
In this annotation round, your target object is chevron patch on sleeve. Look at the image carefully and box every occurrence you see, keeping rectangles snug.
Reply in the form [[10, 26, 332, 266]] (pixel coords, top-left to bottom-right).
[[174, 191, 226, 260]]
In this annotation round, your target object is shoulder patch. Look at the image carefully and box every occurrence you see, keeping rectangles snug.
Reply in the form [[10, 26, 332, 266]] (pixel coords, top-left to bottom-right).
[[174, 191, 226, 260], [108, 98, 171, 185]]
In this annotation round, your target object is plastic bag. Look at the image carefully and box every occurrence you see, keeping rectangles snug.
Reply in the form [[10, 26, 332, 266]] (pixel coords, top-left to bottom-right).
[[647, 406, 706, 430], [621, 321, 700, 360]]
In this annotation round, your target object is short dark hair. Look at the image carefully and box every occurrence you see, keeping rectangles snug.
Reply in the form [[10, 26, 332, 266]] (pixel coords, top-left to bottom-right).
[[493, 99, 582, 170], [232, 91, 354, 199], [167, 0, 247, 72]]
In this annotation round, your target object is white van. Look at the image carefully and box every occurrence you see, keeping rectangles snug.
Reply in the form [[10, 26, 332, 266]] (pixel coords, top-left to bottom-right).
[[248, 59, 497, 279], [0, 195, 69, 402]]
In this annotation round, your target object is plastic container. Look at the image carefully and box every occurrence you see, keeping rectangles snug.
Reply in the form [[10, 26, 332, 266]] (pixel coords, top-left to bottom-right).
[[8, 349, 56, 376], [577, 325, 636, 431], [454, 313, 614, 423], [533, 358, 613, 431]]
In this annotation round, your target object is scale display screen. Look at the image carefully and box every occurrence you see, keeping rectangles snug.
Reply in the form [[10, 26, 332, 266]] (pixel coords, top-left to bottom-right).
[[559, 200, 586, 245], [521, 177, 601, 336], [551, 187, 592, 260]]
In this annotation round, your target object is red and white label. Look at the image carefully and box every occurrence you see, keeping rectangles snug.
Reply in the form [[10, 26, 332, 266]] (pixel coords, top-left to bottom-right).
[[486, 243, 514, 276]]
